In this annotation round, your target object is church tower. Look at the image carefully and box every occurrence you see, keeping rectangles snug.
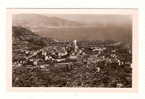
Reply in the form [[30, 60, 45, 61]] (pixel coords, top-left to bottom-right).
[[73, 40, 78, 53]]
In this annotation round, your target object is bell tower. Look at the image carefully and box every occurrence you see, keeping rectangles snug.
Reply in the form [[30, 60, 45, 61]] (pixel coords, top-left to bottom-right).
[[73, 40, 78, 53]]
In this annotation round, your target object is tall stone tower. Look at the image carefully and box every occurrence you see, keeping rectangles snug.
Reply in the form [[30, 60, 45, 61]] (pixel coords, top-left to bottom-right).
[[73, 40, 78, 53]]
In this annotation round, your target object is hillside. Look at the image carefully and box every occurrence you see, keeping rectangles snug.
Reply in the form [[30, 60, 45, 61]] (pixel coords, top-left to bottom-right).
[[12, 26, 52, 62], [12, 26, 132, 87], [13, 26, 50, 49]]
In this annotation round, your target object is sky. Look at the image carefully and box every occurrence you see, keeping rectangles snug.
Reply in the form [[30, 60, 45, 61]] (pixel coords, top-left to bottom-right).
[[45, 14, 132, 24]]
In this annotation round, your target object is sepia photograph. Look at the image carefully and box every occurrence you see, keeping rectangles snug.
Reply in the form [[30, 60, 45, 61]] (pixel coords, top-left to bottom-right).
[[7, 9, 138, 91]]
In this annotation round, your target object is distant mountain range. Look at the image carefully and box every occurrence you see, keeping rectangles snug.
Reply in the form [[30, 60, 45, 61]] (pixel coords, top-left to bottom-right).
[[12, 14, 132, 44], [13, 14, 84, 28]]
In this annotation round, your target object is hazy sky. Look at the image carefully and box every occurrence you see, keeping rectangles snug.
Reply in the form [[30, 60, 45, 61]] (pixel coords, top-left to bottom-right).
[[45, 14, 132, 24]]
